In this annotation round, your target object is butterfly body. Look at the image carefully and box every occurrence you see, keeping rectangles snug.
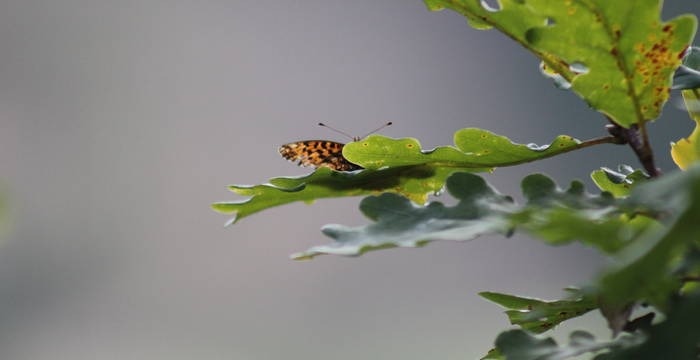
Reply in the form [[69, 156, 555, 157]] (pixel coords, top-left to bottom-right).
[[278, 140, 362, 171], [279, 122, 391, 172]]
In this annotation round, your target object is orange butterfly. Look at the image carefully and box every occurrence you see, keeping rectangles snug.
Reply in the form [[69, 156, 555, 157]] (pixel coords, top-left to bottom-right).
[[279, 122, 392, 171]]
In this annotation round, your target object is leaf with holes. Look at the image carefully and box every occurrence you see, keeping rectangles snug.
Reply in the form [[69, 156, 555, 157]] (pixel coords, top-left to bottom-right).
[[480, 290, 597, 334], [494, 329, 645, 360], [292, 172, 638, 260], [343, 129, 582, 170], [525, 0, 696, 126], [424, 0, 576, 84], [211, 166, 473, 225], [214, 129, 588, 225], [428, 0, 697, 127], [591, 165, 648, 198]]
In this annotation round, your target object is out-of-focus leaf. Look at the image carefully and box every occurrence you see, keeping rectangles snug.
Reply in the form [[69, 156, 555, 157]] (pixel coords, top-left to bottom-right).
[[481, 348, 504, 360], [211, 166, 472, 225], [591, 165, 648, 198], [671, 88, 700, 170], [598, 165, 700, 310], [480, 290, 596, 334], [495, 329, 644, 360], [291, 172, 516, 260], [343, 130, 582, 170], [427, 0, 697, 126], [293, 172, 633, 260], [672, 46, 700, 90], [598, 300, 634, 337], [672, 65, 700, 90], [594, 291, 700, 360]]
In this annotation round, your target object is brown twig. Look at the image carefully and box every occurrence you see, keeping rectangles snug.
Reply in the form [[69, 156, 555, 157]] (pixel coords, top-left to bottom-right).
[[606, 121, 662, 177]]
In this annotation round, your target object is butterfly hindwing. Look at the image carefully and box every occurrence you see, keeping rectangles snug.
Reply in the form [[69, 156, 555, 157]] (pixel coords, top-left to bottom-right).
[[278, 140, 362, 171]]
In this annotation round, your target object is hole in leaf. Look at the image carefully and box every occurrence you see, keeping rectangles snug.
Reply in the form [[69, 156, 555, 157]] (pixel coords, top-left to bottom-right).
[[545, 17, 556, 26], [569, 62, 589, 74], [480, 0, 501, 12]]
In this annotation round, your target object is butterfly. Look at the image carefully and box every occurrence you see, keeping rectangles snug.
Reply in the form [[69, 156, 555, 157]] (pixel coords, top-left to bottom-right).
[[279, 122, 392, 171]]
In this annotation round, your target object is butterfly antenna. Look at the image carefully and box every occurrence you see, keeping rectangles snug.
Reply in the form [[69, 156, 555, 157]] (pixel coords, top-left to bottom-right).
[[318, 123, 355, 141], [361, 122, 393, 139]]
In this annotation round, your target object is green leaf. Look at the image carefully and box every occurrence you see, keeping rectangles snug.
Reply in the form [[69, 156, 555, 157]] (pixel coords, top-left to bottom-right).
[[211, 166, 471, 225], [423, 0, 575, 82], [343, 129, 583, 170], [525, 0, 696, 126], [293, 172, 633, 260], [481, 348, 505, 360], [591, 165, 648, 198], [594, 291, 700, 360], [480, 290, 596, 334], [598, 165, 700, 309], [427, 0, 698, 126], [214, 129, 585, 225], [291, 172, 516, 260], [495, 329, 644, 360]]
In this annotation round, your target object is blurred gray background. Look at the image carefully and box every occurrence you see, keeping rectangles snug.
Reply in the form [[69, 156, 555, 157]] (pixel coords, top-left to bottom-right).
[[0, 1, 697, 359]]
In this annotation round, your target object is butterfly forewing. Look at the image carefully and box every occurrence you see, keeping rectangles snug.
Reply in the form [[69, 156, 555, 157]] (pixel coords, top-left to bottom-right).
[[278, 140, 362, 171]]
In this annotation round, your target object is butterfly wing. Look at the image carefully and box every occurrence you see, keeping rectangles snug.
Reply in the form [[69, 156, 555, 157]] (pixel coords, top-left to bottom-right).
[[279, 140, 362, 171]]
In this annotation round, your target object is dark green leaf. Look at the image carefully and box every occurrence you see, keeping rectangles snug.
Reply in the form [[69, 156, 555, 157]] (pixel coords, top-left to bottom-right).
[[598, 165, 700, 309], [291, 172, 515, 260], [480, 290, 596, 334], [673, 46, 700, 90], [495, 329, 644, 360], [294, 172, 633, 260], [594, 291, 700, 360]]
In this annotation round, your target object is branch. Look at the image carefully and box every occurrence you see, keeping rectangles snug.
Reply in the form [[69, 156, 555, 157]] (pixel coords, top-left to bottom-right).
[[606, 122, 662, 177]]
